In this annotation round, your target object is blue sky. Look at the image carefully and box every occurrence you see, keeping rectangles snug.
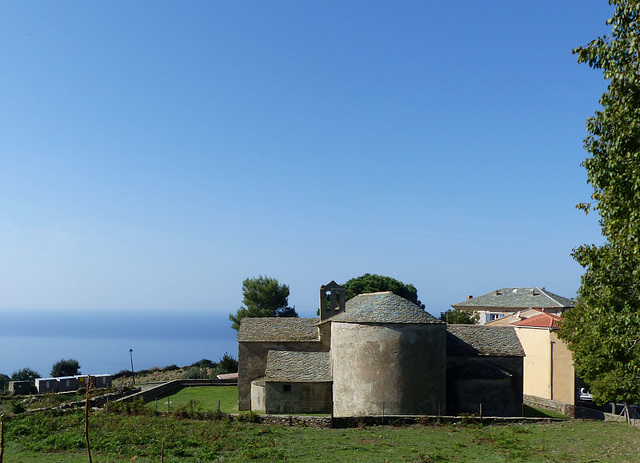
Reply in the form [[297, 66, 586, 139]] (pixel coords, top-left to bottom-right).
[[1, 1, 613, 321]]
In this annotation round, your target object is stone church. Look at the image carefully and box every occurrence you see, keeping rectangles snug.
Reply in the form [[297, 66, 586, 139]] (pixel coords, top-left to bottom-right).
[[238, 282, 524, 417]]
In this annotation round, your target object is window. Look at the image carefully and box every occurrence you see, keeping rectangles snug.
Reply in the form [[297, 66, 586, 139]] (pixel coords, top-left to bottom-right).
[[283, 384, 292, 393], [486, 313, 504, 322]]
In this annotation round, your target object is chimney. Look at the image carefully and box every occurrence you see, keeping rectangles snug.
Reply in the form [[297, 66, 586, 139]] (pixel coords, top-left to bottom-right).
[[467, 295, 473, 300]]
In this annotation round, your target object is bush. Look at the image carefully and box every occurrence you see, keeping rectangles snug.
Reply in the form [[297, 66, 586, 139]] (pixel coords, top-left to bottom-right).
[[163, 365, 180, 372], [108, 398, 152, 415], [182, 366, 204, 379], [172, 399, 203, 418], [236, 411, 260, 423], [191, 359, 215, 369]]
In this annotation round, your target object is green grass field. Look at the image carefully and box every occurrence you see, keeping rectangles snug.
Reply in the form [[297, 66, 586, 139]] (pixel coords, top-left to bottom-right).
[[2, 408, 640, 462], [150, 385, 238, 413]]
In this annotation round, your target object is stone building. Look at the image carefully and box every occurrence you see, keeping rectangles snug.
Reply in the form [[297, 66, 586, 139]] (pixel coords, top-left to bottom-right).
[[238, 283, 524, 416]]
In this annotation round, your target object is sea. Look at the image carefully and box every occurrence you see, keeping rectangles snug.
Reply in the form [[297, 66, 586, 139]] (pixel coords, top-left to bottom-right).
[[0, 309, 238, 378]]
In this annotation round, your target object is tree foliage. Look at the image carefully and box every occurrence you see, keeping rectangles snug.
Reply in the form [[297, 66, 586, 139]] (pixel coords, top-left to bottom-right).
[[215, 352, 239, 375], [0, 373, 10, 391], [50, 358, 81, 377], [344, 273, 424, 308], [439, 308, 479, 325], [11, 367, 40, 381], [558, 0, 640, 405], [229, 275, 298, 330]]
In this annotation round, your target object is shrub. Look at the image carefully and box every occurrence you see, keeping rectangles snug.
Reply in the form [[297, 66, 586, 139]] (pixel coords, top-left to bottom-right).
[[236, 411, 260, 423], [108, 398, 152, 416], [113, 369, 133, 379], [182, 367, 204, 379]]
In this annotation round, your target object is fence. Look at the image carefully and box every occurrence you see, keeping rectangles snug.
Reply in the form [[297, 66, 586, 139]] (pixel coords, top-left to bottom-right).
[[256, 399, 523, 418]]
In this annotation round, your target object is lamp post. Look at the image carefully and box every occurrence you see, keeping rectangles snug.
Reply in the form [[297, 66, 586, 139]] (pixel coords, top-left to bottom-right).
[[129, 348, 135, 385]]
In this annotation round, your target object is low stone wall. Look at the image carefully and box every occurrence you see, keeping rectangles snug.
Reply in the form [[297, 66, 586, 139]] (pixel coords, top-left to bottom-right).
[[524, 394, 575, 418], [575, 405, 640, 428], [253, 414, 564, 429]]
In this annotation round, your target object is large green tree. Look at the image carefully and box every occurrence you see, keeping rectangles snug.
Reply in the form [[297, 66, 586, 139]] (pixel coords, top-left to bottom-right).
[[344, 273, 424, 309], [50, 358, 81, 377], [11, 367, 40, 382], [559, 0, 640, 406], [229, 275, 298, 330]]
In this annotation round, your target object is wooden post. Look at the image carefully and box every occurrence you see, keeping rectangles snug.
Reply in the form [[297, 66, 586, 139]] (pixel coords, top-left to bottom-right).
[[1, 413, 5, 463], [217, 400, 221, 413], [479, 403, 483, 418]]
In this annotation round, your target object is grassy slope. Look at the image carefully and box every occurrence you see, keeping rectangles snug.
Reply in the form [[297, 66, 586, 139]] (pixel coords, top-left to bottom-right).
[[151, 385, 238, 413], [3, 411, 640, 463]]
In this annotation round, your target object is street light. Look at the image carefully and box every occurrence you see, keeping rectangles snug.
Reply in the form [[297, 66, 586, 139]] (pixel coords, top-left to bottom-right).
[[129, 348, 135, 385]]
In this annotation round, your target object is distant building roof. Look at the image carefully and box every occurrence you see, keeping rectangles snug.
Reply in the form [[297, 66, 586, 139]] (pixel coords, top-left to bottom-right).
[[447, 325, 524, 357], [263, 351, 331, 383], [238, 317, 320, 342], [216, 372, 238, 380], [452, 287, 575, 310], [485, 308, 542, 326], [512, 312, 562, 329], [329, 291, 442, 324]]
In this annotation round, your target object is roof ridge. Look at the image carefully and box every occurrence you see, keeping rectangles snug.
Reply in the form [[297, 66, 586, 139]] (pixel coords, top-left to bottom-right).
[[537, 287, 563, 307]]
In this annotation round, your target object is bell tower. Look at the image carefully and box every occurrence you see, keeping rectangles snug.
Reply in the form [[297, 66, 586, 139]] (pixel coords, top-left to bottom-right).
[[320, 280, 345, 321]]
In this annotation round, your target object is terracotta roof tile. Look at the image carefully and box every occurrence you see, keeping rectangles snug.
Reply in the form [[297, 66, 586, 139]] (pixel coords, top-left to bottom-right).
[[512, 312, 562, 328]]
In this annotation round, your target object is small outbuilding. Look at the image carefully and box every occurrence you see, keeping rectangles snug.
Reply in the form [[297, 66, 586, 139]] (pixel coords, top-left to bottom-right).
[[251, 350, 332, 414], [9, 380, 33, 395], [56, 376, 79, 392], [35, 377, 58, 394], [93, 374, 113, 389]]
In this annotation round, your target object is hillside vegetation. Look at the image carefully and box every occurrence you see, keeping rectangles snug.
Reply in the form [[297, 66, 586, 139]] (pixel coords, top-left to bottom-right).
[[2, 411, 639, 462]]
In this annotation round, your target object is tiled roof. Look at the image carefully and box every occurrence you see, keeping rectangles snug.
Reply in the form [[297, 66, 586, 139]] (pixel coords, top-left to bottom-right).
[[238, 318, 320, 342], [447, 325, 524, 357], [263, 351, 332, 383], [448, 360, 513, 380], [452, 287, 575, 310], [329, 292, 442, 324], [512, 312, 562, 328]]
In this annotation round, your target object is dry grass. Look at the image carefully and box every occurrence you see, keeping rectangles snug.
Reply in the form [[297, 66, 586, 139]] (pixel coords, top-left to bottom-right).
[[112, 367, 218, 388]]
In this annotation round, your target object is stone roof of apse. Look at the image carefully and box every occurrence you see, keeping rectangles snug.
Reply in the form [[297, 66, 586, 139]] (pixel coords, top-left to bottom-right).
[[263, 351, 332, 383], [446, 325, 524, 357], [512, 312, 563, 329], [329, 291, 443, 324], [452, 287, 575, 310], [237, 317, 320, 342]]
